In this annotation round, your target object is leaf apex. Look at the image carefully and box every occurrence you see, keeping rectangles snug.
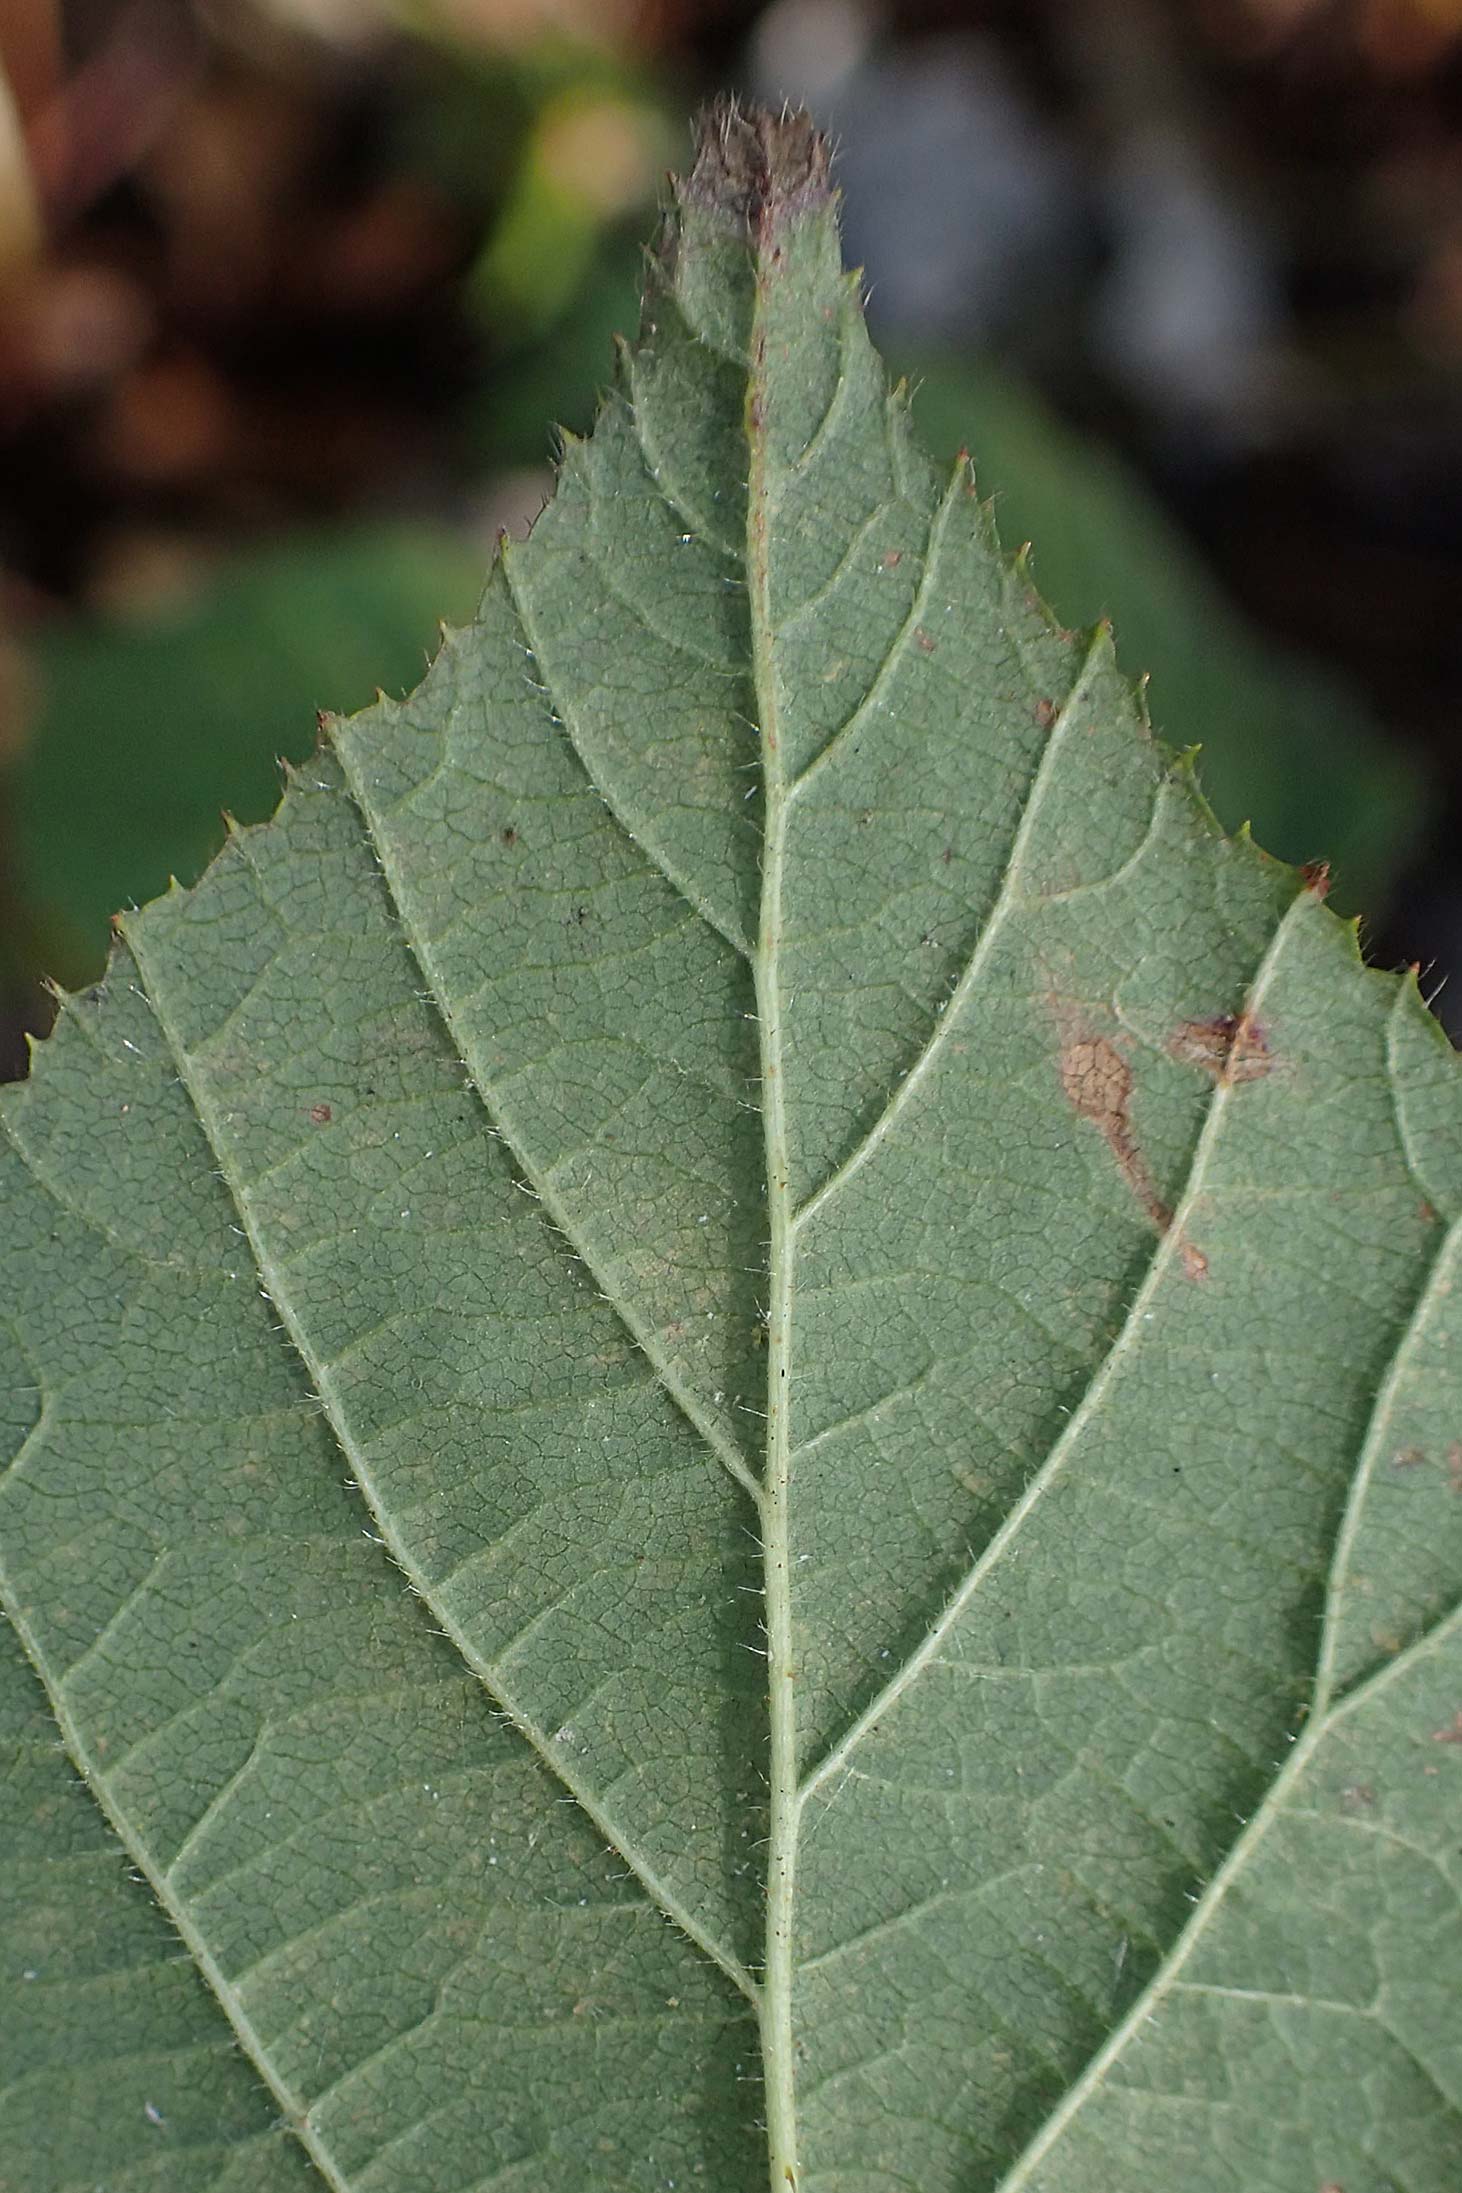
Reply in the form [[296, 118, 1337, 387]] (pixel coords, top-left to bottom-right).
[[680, 97, 834, 235]]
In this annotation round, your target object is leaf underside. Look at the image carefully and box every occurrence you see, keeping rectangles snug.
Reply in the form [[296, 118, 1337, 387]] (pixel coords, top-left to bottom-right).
[[3, 104, 1460, 2193]]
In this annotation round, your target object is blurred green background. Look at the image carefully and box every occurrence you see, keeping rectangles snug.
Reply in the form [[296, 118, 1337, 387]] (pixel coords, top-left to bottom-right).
[[2, 0, 1460, 1074]]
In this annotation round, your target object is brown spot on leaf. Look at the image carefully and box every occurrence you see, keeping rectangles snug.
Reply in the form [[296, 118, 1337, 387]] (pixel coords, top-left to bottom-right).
[[1034, 697, 1058, 730], [1059, 1032, 1172, 1232], [501, 826, 518, 845], [1169, 1011, 1273, 1083], [1448, 1443, 1462, 1494], [914, 626, 935, 654], [308, 1103, 332, 1126], [1180, 1240, 1209, 1282], [1431, 1711, 1462, 1744], [880, 549, 902, 569], [684, 102, 833, 241], [1302, 861, 1332, 899]]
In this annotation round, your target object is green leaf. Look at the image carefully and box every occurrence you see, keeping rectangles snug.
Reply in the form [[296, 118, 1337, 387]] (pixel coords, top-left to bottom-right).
[[3, 104, 1459, 2193], [9, 526, 485, 987]]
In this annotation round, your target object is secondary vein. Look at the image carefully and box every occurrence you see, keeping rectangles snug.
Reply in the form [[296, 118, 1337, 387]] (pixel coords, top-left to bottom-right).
[[122, 917, 760, 2011], [796, 884, 1311, 1810], [792, 625, 1108, 1235], [329, 699, 762, 1514], [0, 1538, 351, 2193]]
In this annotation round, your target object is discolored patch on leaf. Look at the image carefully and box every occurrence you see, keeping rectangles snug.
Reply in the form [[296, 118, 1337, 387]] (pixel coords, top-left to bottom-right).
[[1168, 1008, 1274, 1083], [681, 97, 832, 234], [1058, 1029, 1172, 1231]]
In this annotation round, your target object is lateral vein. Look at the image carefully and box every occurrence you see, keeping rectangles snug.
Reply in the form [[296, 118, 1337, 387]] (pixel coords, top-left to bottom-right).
[[792, 626, 1109, 1234], [0, 1578, 352, 2192], [1312, 1199, 1462, 1718], [501, 551, 754, 963], [325, 720, 762, 1513], [783, 453, 968, 807], [797, 887, 1309, 1807], [122, 919, 760, 2011], [994, 1589, 1462, 2193]]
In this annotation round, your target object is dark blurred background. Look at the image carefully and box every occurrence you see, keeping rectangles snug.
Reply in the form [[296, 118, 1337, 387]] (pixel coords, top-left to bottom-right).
[[2, 0, 1459, 1078]]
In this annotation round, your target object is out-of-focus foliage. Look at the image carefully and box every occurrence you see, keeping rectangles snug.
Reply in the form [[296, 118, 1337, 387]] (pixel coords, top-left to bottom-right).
[[1, 0, 1456, 1071], [904, 357, 1424, 914], [8, 527, 483, 986]]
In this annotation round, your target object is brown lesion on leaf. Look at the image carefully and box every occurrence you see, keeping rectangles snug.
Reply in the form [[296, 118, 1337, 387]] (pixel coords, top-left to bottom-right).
[[1448, 1442, 1462, 1494], [1432, 1711, 1462, 1745], [1058, 1032, 1173, 1234], [914, 626, 936, 654], [682, 98, 832, 235], [1168, 1010, 1274, 1084], [1055, 1019, 1211, 1275], [1033, 697, 1058, 730]]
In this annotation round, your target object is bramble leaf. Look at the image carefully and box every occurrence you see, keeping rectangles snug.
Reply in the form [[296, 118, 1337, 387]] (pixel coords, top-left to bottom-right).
[[3, 104, 1459, 2193]]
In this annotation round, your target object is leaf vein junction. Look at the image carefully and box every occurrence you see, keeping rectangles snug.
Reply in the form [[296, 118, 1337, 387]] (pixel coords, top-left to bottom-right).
[[797, 888, 1305, 1810], [793, 625, 1110, 1233], [122, 914, 761, 2009]]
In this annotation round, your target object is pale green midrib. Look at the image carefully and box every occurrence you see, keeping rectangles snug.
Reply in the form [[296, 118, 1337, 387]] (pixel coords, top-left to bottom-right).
[[332, 687, 761, 1516], [797, 885, 1307, 1812], [745, 275, 801, 2193], [791, 626, 1110, 1236], [120, 914, 760, 2017], [0, 1567, 350, 2193], [994, 1590, 1462, 2193]]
